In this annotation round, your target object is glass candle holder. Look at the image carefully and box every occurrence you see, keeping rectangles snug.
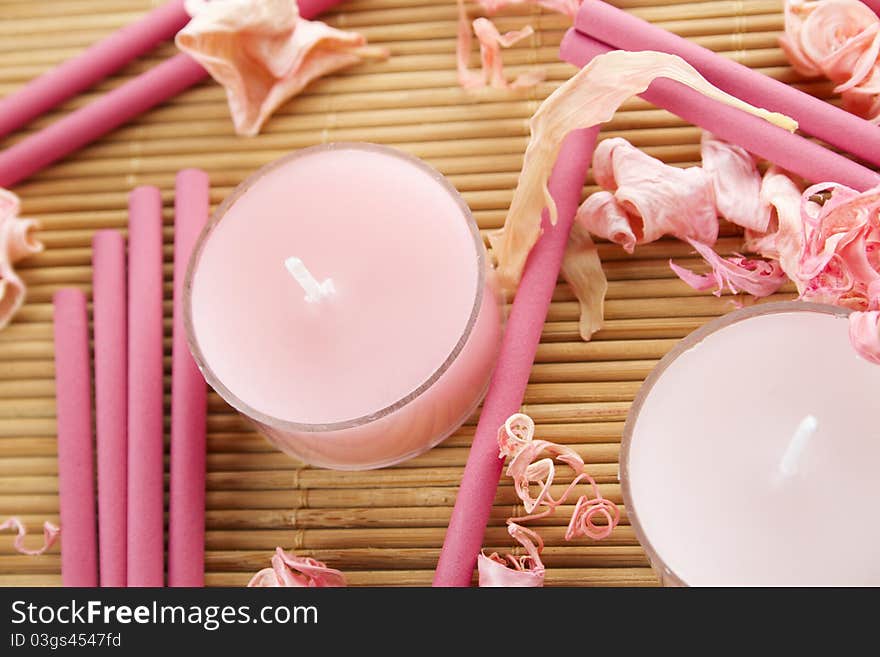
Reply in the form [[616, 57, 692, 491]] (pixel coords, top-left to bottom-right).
[[185, 143, 502, 470], [621, 301, 880, 586]]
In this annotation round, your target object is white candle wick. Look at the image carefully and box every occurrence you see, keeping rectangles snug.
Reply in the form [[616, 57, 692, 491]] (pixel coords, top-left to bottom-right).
[[779, 414, 818, 478], [284, 256, 335, 304]]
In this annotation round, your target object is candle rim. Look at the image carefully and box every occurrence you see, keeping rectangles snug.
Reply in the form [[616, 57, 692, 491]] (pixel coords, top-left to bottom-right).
[[183, 141, 491, 433], [619, 300, 852, 586]]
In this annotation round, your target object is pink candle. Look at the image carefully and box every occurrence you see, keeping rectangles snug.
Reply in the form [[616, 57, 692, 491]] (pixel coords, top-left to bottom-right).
[[185, 143, 502, 470], [92, 230, 128, 587], [127, 187, 165, 586], [52, 289, 98, 587], [623, 302, 880, 585], [168, 169, 209, 587]]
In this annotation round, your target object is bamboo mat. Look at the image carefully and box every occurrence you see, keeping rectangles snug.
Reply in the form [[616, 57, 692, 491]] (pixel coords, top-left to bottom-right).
[[0, 0, 824, 587]]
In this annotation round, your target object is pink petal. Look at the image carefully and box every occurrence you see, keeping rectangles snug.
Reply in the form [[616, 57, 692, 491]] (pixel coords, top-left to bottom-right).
[[492, 50, 795, 291], [456, 0, 486, 88], [477, 553, 544, 586], [797, 0, 878, 80], [743, 166, 806, 289], [575, 191, 637, 253], [177, 0, 386, 136], [779, 0, 880, 119], [471, 18, 544, 89], [593, 137, 718, 245], [564, 493, 620, 541], [0, 517, 59, 556], [671, 239, 788, 297], [700, 132, 771, 233], [849, 310, 880, 364], [0, 189, 42, 330], [796, 183, 880, 306], [778, 0, 824, 77], [477, 523, 545, 587], [247, 547, 346, 587]]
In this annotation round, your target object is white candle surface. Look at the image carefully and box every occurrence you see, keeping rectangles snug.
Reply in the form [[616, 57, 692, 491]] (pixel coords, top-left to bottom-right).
[[623, 303, 880, 586]]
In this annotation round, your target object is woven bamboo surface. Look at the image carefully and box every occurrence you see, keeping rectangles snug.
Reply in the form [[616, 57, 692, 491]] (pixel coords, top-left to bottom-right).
[[0, 0, 819, 586]]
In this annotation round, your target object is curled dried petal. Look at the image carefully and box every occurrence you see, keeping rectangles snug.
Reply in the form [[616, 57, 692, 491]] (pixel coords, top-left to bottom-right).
[[744, 166, 807, 290], [797, 183, 880, 306], [477, 523, 545, 587], [700, 132, 771, 233], [849, 310, 880, 363], [0, 517, 59, 556], [177, 0, 387, 136], [671, 239, 788, 297], [564, 494, 620, 541], [506, 438, 586, 514], [472, 18, 544, 89], [247, 547, 346, 587], [590, 137, 718, 245], [497, 412, 536, 458], [575, 190, 637, 254]]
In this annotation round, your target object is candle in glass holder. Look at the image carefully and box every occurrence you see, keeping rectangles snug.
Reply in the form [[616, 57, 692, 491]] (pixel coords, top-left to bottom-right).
[[185, 143, 501, 469], [622, 302, 880, 586]]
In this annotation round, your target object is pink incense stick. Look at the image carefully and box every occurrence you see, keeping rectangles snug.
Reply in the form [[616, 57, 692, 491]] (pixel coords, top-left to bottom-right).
[[865, 0, 880, 17], [127, 187, 165, 587], [168, 169, 209, 587], [53, 288, 98, 587], [561, 30, 880, 191], [0, 0, 188, 139], [92, 230, 128, 587], [573, 0, 880, 169], [433, 128, 598, 587], [0, 0, 344, 189], [0, 55, 206, 189]]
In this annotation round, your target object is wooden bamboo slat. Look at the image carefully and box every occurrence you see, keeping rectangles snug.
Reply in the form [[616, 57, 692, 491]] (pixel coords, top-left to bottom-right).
[[0, 0, 829, 587]]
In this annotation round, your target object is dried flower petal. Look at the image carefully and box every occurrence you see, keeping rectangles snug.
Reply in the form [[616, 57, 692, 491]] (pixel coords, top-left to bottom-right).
[[0, 517, 59, 556], [585, 137, 718, 246], [574, 190, 636, 253], [700, 132, 771, 233], [797, 183, 880, 306], [0, 189, 42, 330], [481, 414, 620, 586], [743, 166, 807, 290], [478, 523, 545, 587], [492, 50, 795, 291], [178, 0, 386, 136], [247, 547, 346, 587], [849, 310, 880, 364], [564, 494, 620, 541], [472, 18, 544, 89], [561, 222, 607, 340], [671, 238, 788, 297]]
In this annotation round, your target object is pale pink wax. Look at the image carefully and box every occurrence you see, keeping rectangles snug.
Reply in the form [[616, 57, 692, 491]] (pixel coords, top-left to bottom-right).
[[624, 304, 880, 586], [186, 144, 501, 469]]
